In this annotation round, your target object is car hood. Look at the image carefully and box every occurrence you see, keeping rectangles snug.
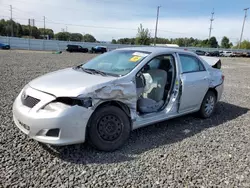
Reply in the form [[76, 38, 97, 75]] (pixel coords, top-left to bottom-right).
[[28, 68, 118, 97]]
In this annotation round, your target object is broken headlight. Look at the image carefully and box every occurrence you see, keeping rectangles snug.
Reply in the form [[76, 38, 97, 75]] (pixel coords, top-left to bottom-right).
[[42, 97, 92, 112]]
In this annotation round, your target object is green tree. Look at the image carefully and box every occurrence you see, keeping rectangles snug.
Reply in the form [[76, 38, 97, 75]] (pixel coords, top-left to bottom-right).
[[70, 33, 83, 41], [117, 38, 133, 44], [111, 39, 117, 44], [130, 38, 136, 45], [20, 25, 40, 38], [135, 24, 151, 45], [221, 36, 231, 48], [54, 32, 71, 41], [22, 25, 30, 36], [4, 20, 14, 36], [38, 28, 54, 39], [0, 19, 6, 35], [30, 26, 41, 38], [15, 23, 23, 37], [83, 34, 96, 42], [154, 37, 170, 44], [236, 40, 250, 49], [207, 36, 218, 48]]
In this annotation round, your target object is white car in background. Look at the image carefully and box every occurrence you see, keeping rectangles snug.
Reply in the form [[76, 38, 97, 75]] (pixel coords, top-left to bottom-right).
[[221, 51, 235, 57]]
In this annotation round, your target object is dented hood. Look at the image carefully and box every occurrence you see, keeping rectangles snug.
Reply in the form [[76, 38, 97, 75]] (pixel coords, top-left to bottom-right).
[[28, 68, 118, 97]]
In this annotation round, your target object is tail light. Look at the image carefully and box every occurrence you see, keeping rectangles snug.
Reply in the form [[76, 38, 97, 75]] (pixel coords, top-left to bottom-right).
[[222, 75, 225, 81]]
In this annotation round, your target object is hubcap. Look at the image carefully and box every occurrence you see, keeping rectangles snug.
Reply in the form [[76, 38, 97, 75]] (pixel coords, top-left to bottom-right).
[[97, 115, 123, 141], [204, 96, 215, 115]]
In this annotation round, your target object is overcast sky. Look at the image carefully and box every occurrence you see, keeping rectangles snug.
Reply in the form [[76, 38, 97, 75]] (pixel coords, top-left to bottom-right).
[[0, 0, 250, 43]]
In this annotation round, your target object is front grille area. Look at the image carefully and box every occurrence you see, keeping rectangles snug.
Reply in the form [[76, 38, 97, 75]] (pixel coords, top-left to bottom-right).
[[22, 96, 40, 108]]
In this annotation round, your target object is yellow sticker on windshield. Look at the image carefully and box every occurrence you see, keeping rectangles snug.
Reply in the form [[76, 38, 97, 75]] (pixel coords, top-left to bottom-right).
[[129, 56, 142, 62]]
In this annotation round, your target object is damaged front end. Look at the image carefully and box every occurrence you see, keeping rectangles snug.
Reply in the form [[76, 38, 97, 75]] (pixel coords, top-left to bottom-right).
[[77, 80, 138, 120]]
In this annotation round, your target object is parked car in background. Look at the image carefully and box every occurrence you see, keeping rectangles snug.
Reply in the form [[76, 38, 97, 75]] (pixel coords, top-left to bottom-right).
[[12, 47, 224, 151], [0, 43, 10, 50], [233, 52, 244, 57], [205, 51, 220, 57], [195, 50, 206, 56], [66, 45, 88, 53], [242, 52, 250, 57], [90, 46, 107, 53], [221, 51, 235, 57]]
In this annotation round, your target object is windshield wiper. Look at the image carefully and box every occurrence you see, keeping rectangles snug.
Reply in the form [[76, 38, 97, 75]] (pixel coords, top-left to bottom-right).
[[74, 66, 119, 77], [84, 68, 108, 76], [73, 66, 95, 74], [84, 68, 120, 77]]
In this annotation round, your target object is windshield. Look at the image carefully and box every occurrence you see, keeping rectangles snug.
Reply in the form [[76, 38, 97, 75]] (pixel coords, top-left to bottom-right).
[[81, 50, 151, 76]]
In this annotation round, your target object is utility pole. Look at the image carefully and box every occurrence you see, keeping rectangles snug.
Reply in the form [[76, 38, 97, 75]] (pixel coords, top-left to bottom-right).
[[154, 6, 160, 46], [43, 16, 46, 39], [10, 5, 13, 37], [43, 16, 46, 50], [208, 8, 214, 39], [239, 8, 249, 49]]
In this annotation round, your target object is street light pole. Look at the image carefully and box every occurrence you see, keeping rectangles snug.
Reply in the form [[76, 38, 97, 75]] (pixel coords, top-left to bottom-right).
[[154, 6, 161, 46], [239, 8, 249, 49], [208, 8, 215, 39]]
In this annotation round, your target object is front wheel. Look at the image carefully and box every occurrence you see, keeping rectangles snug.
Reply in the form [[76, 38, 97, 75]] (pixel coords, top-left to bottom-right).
[[87, 106, 131, 151], [198, 91, 216, 118]]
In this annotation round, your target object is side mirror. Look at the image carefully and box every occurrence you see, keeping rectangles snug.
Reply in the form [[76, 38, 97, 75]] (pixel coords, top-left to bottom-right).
[[142, 64, 150, 73]]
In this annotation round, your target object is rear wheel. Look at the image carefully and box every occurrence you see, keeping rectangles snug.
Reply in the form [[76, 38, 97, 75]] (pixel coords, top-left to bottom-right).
[[87, 106, 131, 151], [198, 91, 216, 118]]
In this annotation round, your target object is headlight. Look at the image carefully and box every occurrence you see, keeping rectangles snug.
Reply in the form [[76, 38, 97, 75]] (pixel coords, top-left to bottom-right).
[[43, 102, 70, 112], [42, 97, 92, 112], [79, 97, 92, 108]]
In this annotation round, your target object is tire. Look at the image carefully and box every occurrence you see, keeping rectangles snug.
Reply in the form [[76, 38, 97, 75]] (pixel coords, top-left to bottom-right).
[[87, 106, 131, 151], [198, 91, 216, 118]]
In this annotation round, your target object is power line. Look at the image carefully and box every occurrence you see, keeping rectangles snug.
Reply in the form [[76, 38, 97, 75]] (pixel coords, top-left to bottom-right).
[[239, 8, 249, 49], [208, 8, 215, 39], [154, 6, 161, 46]]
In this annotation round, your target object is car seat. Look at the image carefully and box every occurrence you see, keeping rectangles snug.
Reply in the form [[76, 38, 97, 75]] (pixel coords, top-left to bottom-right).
[[137, 69, 167, 113]]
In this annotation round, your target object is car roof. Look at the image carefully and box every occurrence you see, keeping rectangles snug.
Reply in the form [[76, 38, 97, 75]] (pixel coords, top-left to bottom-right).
[[115, 46, 195, 55]]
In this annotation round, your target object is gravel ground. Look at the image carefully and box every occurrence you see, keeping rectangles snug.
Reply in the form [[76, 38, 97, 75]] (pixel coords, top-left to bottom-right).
[[1, 50, 250, 187]]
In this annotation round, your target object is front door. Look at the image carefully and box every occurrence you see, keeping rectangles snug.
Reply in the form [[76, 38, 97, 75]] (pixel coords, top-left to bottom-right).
[[178, 54, 210, 112]]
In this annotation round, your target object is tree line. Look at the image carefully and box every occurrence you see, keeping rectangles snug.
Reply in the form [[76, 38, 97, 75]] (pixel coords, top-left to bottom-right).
[[1, 19, 250, 49], [0, 19, 97, 42], [112, 36, 234, 49], [113, 24, 250, 49]]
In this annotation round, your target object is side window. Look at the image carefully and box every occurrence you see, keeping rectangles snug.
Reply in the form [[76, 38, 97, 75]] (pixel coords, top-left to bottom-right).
[[147, 58, 161, 69], [147, 55, 174, 70], [179, 54, 205, 73]]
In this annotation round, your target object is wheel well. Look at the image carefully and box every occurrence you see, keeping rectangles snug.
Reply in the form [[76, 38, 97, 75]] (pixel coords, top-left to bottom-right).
[[86, 101, 132, 138], [95, 101, 131, 117], [208, 88, 218, 100], [86, 101, 132, 129]]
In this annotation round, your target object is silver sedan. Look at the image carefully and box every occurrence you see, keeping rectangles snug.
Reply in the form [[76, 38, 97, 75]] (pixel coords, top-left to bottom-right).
[[12, 47, 224, 151]]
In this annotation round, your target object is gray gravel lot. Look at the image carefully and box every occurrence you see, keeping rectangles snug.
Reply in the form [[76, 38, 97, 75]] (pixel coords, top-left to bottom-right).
[[1, 50, 250, 187]]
